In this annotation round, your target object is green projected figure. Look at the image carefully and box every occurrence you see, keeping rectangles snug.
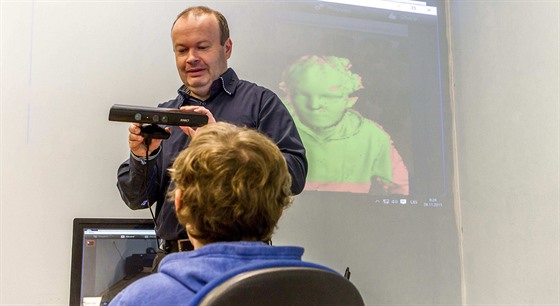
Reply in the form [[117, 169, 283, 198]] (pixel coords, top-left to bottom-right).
[[280, 55, 408, 195]]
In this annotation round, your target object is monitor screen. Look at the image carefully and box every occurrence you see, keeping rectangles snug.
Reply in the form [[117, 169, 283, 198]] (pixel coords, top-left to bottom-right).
[[69, 218, 158, 306]]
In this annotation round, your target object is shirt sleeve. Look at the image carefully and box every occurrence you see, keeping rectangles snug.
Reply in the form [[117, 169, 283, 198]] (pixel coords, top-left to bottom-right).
[[257, 91, 308, 195], [116, 152, 161, 210]]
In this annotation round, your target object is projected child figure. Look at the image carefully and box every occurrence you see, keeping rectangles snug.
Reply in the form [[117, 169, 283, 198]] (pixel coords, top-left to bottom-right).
[[280, 55, 408, 195]]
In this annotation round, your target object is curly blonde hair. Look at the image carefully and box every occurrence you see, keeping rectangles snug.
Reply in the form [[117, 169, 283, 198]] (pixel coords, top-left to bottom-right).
[[169, 122, 293, 244]]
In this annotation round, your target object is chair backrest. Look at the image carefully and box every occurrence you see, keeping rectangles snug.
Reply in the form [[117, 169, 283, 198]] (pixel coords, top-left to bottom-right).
[[192, 263, 365, 306]]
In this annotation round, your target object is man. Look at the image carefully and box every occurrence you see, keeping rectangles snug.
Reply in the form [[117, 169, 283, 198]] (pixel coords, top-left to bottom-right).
[[110, 122, 305, 305], [117, 6, 306, 255], [280, 55, 408, 195]]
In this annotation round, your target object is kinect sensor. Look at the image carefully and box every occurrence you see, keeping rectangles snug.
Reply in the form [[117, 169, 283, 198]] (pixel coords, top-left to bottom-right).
[[108, 104, 208, 127]]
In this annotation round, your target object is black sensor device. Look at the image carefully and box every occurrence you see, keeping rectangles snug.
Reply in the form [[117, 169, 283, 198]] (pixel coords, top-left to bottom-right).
[[108, 104, 209, 127], [140, 124, 170, 139]]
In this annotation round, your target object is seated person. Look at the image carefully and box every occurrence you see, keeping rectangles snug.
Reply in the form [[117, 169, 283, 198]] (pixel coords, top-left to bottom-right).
[[109, 122, 302, 305], [280, 55, 409, 195]]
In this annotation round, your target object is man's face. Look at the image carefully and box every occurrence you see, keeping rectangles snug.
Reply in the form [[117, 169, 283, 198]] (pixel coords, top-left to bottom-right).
[[290, 66, 355, 130], [172, 13, 232, 100]]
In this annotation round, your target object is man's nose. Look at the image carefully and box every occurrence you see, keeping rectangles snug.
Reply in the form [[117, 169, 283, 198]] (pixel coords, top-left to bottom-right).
[[186, 50, 199, 64]]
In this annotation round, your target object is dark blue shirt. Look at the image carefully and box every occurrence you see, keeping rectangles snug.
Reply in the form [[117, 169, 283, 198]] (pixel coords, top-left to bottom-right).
[[117, 68, 307, 240]]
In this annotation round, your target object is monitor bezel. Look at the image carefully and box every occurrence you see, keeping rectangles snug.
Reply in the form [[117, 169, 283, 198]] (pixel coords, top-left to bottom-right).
[[69, 218, 155, 306]]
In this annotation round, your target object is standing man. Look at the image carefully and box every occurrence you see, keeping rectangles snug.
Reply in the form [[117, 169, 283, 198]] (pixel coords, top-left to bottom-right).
[[117, 6, 307, 257]]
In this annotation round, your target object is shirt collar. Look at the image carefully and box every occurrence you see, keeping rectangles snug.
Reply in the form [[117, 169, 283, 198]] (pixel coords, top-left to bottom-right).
[[177, 68, 238, 101]]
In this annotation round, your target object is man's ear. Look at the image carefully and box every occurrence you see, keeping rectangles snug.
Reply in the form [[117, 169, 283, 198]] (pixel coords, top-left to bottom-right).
[[224, 38, 233, 60], [174, 189, 182, 211]]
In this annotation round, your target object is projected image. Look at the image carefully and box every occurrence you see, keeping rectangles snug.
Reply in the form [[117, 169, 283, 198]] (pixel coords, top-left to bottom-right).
[[231, 0, 452, 205], [279, 55, 408, 195]]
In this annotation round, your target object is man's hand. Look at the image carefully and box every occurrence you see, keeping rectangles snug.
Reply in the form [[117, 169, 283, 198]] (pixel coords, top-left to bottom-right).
[[128, 123, 170, 157], [178, 106, 216, 137]]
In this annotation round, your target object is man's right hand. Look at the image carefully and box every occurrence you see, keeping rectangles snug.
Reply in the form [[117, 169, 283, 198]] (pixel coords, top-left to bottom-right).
[[128, 123, 169, 157]]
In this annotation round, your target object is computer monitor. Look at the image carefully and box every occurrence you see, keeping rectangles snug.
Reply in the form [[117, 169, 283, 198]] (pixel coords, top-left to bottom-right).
[[69, 218, 158, 306]]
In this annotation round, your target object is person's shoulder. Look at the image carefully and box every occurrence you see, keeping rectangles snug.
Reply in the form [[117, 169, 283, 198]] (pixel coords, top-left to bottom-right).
[[158, 97, 181, 108], [237, 78, 275, 93], [156, 87, 184, 108], [233, 79, 285, 108], [346, 110, 378, 128], [226, 68, 281, 103], [110, 272, 194, 306], [346, 110, 390, 140], [227, 70, 273, 93], [109, 275, 160, 305]]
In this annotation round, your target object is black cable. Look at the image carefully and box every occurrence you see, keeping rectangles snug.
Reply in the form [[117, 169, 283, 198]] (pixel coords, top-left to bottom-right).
[[144, 136, 158, 226], [143, 135, 164, 252]]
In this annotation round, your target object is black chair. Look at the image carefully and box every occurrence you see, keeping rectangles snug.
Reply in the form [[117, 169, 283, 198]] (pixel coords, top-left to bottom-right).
[[189, 261, 365, 306]]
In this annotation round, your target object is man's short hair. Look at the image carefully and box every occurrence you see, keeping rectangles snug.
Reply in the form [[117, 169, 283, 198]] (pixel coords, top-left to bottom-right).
[[172, 6, 230, 45], [170, 122, 293, 244]]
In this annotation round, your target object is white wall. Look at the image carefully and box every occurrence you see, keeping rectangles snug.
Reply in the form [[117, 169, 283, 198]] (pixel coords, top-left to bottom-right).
[[449, 1, 559, 304], [1, 2, 185, 304]]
